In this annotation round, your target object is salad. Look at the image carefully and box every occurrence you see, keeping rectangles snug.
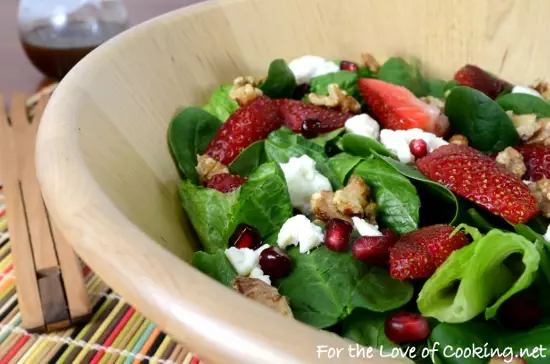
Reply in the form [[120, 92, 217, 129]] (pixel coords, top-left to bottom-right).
[[168, 54, 550, 363]]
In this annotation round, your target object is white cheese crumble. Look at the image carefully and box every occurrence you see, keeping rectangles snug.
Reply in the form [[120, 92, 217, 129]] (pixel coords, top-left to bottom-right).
[[523, 180, 534, 185], [255, 244, 271, 257], [279, 155, 332, 214], [345, 113, 381, 140], [512, 85, 543, 99], [544, 225, 550, 243], [277, 214, 324, 253], [288, 56, 339, 84], [249, 267, 271, 285], [224, 247, 259, 276], [352, 217, 383, 237], [380, 128, 448, 164]]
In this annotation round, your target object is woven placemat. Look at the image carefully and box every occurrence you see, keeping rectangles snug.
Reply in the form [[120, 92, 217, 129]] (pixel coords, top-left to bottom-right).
[[0, 88, 203, 364]]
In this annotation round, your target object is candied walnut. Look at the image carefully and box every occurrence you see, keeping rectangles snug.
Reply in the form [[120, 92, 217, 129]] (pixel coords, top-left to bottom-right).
[[361, 52, 380, 73], [489, 356, 526, 364], [420, 96, 445, 112], [495, 147, 527, 178], [531, 79, 550, 101], [311, 191, 352, 223], [233, 277, 293, 318], [527, 118, 550, 146], [449, 134, 469, 146], [308, 84, 361, 114], [196, 154, 229, 183], [507, 111, 540, 141], [333, 175, 369, 216], [529, 178, 550, 218], [363, 202, 378, 225], [229, 76, 264, 106]]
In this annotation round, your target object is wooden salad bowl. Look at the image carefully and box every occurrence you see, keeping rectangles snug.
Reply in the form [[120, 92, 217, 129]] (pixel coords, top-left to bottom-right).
[[35, 0, 550, 363]]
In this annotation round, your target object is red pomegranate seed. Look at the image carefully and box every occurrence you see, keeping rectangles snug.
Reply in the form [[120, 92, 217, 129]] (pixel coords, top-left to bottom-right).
[[409, 139, 428, 159], [259, 247, 292, 278], [352, 228, 398, 265], [340, 60, 359, 72], [229, 224, 262, 250], [325, 219, 354, 252], [301, 118, 324, 138], [384, 312, 430, 343], [498, 293, 542, 330]]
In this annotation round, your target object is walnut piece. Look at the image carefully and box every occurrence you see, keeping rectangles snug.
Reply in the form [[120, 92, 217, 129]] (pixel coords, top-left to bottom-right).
[[529, 178, 550, 218], [507, 111, 540, 141], [229, 76, 264, 106], [527, 118, 550, 146], [311, 191, 352, 223], [361, 52, 380, 73], [489, 356, 526, 364], [495, 147, 527, 178], [196, 154, 228, 183], [449, 134, 469, 146], [308, 84, 361, 114], [531, 79, 550, 101], [420, 96, 445, 112], [233, 277, 293, 318]]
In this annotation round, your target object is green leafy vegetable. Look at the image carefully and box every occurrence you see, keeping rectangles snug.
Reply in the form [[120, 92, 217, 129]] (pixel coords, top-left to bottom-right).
[[277, 246, 413, 328], [168, 107, 222, 184], [465, 208, 499, 232], [418, 226, 540, 322], [310, 71, 359, 98], [179, 181, 239, 253], [353, 158, 420, 234], [203, 84, 239, 122], [341, 133, 396, 158], [328, 153, 363, 186], [259, 59, 297, 98], [497, 93, 550, 118], [228, 140, 267, 176], [310, 128, 344, 147], [341, 309, 398, 349], [357, 66, 375, 78], [192, 250, 236, 287], [377, 57, 428, 97], [445, 86, 519, 153], [513, 224, 550, 286], [425, 78, 447, 98]]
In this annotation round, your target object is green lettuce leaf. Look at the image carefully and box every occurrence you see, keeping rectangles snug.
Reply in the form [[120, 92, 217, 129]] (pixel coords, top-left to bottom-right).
[[259, 59, 297, 98], [192, 250, 236, 287], [203, 84, 239, 121], [310, 71, 359, 98]]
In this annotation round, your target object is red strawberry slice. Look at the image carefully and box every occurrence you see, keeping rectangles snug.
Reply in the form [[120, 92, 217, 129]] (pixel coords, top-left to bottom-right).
[[205, 96, 282, 165], [389, 225, 469, 280], [417, 144, 540, 224], [454, 64, 513, 100], [357, 78, 449, 137], [276, 99, 351, 135], [516, 145, 550, 182], [206, 173, 246, 193]]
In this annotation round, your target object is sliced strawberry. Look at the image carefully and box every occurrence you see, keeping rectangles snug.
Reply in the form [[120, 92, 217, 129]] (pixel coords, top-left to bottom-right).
[[205, 96, 282, 165], [516, 145, 550, 182], [417, 144, 540, 224], [276, 99, 351, 135], [454, 64, 513, 100], [357, 78, 449, 137], [389, 225, 469, 280], [205, 173, 246, 193]]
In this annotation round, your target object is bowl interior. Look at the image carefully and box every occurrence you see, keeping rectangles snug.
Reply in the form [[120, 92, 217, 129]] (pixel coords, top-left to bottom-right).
[[36, 0, 550, 363]]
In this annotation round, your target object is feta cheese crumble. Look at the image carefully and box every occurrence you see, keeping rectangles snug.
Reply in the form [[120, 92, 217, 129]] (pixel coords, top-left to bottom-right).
[[380, 128, 448, 164], [512, 85, 543, 99], [352, 217, 383, 236], [277, 214, 324, 253], [224, 247, 259, 276], [544, 225, 550, 243], [345, 114, 381, 140], [288, 56, 340, 84], [279, 155, 332, 214]]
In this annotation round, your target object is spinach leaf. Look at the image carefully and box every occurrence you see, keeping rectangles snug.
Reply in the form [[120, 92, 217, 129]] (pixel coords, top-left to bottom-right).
[[310, 128, 344, 147], [310, 71, 359, 98], [179, 181, 239, 253], [277, 246, 413, 328], [228, 140, 267, 177], [203, 84, 239, 122], [418, 226, 540, 323], [229, 162, 293, 239], [265, 127, 343, 189], [341, 133, 396, 158], [377, 57, 428, 97], [353, 159, 420, 234], [192, 250, 236, 287], [259, 59, 297, 99], [445, 86, 519, 153], [328, 153, 363, 186], [465, 208, 499, 232], [374, 154, 459, 225], [168, 107, 222, 184], [497, 93, 550, 118], [425, 78, 447, 98], [357, 66, 375, 79], [341, 309, 397, 349]]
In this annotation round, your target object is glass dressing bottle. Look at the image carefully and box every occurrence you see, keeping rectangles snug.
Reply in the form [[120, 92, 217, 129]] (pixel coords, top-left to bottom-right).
[[18, 0, 129, 80]]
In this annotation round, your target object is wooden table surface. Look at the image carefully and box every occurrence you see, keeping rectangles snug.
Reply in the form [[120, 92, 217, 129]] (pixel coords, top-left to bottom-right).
[[0, 0, 201, 94]]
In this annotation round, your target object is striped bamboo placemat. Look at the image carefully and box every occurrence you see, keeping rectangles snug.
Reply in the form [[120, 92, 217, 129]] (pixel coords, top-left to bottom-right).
[[0, 88, 204, 364]]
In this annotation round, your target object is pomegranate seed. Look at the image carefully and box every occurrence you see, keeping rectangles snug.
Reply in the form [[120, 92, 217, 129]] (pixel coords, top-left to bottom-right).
[[229, 224, 262, 250], [293, 83, 310, 100], [301, 118, 323, 138], [384, 312, 430, 343], [409, 139, 428, 159], [352, 228, 398, 265], [325, 219, 353, 252], [259, 247, 292, 278], [340, 60, 359, 72], [498, 293, 542, 330]]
